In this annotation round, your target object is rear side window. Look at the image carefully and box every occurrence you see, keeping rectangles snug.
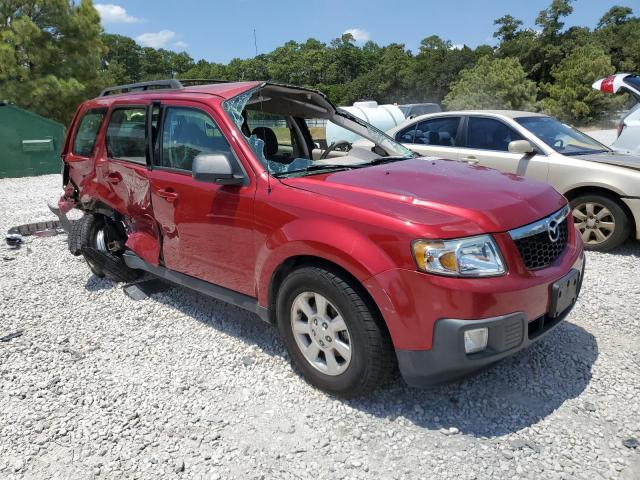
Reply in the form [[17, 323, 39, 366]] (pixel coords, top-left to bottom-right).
[[414, 117, 460, 146], [106, 108, 147, 164], [159, 107, 233, 171], [466, 117, 523, 152], [72, 109, 106, 157]]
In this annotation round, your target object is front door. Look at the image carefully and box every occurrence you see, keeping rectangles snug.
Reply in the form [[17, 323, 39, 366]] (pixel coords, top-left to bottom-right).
[[459, 116, 549, 182], [148, 101, 257, 295]]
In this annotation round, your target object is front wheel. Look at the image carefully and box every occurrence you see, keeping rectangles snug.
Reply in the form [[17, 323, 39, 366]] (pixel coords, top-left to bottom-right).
[[276, 266, 395, 398], [570, 194, 630, 251]]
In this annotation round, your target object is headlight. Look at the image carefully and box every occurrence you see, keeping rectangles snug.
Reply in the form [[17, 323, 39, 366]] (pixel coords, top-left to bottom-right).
[[411, 235, 506, 277]]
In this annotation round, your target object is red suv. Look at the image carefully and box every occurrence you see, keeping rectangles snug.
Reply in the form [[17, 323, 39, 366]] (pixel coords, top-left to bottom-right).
[[54, 80, 585, 397]]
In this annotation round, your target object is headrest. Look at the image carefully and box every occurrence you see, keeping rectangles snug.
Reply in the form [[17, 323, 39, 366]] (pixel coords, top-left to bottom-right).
[[251, 127, 278, 156]]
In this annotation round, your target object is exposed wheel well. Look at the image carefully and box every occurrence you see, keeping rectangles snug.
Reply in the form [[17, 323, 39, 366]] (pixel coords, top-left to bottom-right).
[[563, 186, 636, 236], [267, 255, 393, 344]]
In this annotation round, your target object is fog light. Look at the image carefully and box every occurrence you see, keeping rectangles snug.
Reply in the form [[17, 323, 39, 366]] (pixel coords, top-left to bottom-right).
[[464, 328, 488, 354]]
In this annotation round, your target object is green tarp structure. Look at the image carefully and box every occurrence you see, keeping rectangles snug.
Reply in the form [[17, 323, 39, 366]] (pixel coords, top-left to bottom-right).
[[0, 102, 65, 178]]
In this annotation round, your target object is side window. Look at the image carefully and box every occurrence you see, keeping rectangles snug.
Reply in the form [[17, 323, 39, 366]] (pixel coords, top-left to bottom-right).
[[106, 108, 146, 164], [466, 117, 523, 152], [244, 111, 294, 162], [396, 124, 417, 143], [159, 107, 233, 171], [72, 109, 106, 157], [414, 117, 460, 146]]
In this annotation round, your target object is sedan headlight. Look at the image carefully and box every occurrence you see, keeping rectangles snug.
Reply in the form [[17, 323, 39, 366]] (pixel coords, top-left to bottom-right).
[[411, 235, 506, 277]]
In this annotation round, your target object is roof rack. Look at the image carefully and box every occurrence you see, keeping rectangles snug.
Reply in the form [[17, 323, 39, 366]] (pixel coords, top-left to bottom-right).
[[99, 79, 182, 97], [99, 79, 232, 97]]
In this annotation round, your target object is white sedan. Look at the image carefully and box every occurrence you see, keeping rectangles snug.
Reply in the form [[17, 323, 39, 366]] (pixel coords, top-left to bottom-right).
[[388, 110, 640, 251]]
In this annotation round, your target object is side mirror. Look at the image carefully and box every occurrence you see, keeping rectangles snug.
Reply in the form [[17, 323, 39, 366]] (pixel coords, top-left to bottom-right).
[[508, 140, 535, 155], [192, 153, 244, 186]]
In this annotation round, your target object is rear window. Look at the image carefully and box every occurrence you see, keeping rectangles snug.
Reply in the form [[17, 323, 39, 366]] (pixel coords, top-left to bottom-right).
[[624, 75, 640, 91], [106, 108, 146, 164], [72, 109, 106, 157]]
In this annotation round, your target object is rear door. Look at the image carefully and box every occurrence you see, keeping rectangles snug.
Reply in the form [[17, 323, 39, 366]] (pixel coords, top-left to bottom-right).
[[148, 100, 257, 295], [395, 116, 462, 160], [97, 103, 161, 265], [459, 116, 549, 182]]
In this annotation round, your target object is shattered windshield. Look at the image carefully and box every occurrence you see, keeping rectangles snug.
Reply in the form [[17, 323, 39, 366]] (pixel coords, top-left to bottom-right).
[[223, 85, 415, 177]]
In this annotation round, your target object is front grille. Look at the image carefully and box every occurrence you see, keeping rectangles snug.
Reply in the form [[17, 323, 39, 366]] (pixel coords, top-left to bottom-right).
[[509, 207, 570, 270], [514, 219, 568, 269]]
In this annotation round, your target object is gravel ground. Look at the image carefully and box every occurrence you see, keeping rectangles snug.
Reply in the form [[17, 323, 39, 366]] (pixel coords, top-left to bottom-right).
[[1, 174, 639, 480]]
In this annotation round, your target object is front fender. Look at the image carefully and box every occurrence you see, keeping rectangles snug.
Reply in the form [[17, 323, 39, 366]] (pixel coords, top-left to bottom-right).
[[255, 217, 399, 306]]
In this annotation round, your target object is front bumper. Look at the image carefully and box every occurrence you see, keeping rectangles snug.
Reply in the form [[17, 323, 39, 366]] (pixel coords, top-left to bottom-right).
[[396, 261, 585, 387]]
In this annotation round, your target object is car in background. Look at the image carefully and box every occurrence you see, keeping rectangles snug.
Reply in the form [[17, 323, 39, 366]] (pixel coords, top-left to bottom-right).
[[593, 73, 640, 155], [389, 111, 640, 251], [398, 103, 441, 119]]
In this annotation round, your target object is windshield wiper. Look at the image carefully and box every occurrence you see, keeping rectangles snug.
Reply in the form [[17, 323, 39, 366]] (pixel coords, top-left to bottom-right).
[[357, 155, 413, 166], [272, 164, 360, 178]]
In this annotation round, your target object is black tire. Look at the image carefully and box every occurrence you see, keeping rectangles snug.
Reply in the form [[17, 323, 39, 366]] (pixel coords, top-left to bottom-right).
[[79, 213, 140, 282], [276, 266, 395, 398], [570, 194, 630, 252], [68, 216, 85, 256]]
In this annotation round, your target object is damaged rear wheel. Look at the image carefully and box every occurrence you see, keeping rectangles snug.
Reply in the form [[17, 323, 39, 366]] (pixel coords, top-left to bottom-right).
[[78, 213, 140, 283]]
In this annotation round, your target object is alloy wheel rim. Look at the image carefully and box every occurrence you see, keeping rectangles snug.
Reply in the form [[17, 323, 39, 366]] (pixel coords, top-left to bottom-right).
[[94, 228, 107, 252], [290, 292, 352, 376], [572, 202, 615, 245]]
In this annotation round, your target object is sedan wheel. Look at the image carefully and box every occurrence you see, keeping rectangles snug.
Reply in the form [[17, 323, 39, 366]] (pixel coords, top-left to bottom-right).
[[290, 291, 352, 376], [569, 194, 630, 251], [572, 202, 615, 246]]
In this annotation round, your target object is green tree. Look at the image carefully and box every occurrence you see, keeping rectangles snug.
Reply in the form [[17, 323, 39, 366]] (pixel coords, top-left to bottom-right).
[[443, 57, 537, 110], [494, 15, 523, 42], [595, 6, 640, 72], [535, 0, 574, 37], [413, 35, 485, 103], [0, 0, 105, 124], [539, 44, 623, 123], [102, 33, 142, 84]]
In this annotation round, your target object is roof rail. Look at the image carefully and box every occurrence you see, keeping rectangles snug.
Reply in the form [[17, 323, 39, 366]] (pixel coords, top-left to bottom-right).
[[99, 79, 183, 97], [178, 79, 230, 86], [99, 79, 234, 97]]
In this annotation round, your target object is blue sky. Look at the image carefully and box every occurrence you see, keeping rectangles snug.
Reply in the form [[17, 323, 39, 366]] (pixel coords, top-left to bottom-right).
[[95, 0, 634, 63]]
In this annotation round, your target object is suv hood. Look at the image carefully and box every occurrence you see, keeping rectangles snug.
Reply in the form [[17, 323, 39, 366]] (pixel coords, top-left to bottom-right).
[[281, 158, 566, 238], [573, 151, 640, 171]]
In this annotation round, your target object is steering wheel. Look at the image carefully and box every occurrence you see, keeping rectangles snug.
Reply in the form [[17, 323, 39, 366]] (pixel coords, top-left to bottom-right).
[[553, 138, 565, 149], [320, 140, 352, 160]]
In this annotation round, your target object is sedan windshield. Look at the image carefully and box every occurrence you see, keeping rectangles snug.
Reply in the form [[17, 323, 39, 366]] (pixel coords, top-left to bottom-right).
[[515, 116, 608, 155]]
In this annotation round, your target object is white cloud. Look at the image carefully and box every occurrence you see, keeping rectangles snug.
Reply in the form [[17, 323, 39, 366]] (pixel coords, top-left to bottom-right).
[[450, 43, 465, 50], [343, 28, 370, 43], [174, 40, 189, 49], [95, 4, 141, 23], [136, 30, 176, 48]]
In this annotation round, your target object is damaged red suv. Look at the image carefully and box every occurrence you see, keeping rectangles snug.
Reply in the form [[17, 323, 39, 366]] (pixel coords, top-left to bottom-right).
[[54, 80, 585, 397]]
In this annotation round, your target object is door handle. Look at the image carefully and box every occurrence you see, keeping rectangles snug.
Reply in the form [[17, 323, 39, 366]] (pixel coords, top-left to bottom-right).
[[157, 188, 179, 203], [105, 172, 122, 184]]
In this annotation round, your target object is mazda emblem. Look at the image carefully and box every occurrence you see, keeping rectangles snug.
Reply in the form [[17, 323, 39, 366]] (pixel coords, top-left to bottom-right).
[[548, 219, 560, 243]]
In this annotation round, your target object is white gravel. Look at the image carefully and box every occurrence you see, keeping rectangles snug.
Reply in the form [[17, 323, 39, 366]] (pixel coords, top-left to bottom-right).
[[1, 174, 639, 480]]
